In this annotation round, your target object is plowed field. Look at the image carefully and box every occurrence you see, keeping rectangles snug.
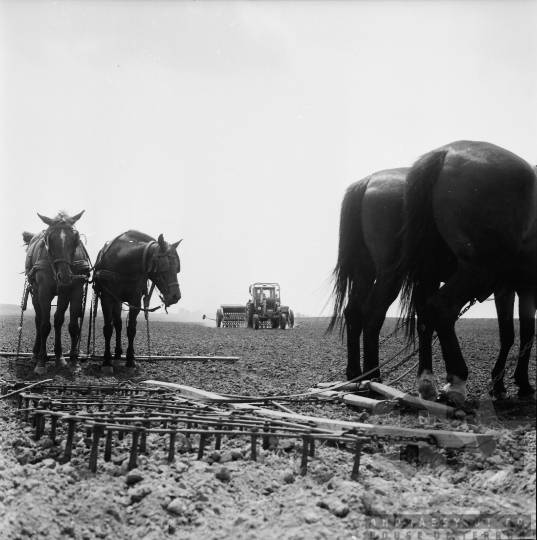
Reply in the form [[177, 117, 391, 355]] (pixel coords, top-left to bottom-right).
[[0, 315, 535, 540]]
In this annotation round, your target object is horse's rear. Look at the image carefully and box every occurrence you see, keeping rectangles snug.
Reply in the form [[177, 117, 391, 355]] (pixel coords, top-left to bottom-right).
[[329, 168, 407, 380], [400, 141, 536, 404], [94, 230, 182, 375]]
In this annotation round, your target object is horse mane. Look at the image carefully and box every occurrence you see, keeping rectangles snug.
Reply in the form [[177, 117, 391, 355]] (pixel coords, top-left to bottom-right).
[[327, 176, 372, 335], [123, 230, 156, 243], [22, 231, 36, 245]]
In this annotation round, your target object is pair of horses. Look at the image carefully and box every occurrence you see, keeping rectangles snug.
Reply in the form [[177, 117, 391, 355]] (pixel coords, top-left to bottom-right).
[[23, 216, 182, 375], [330, 141, 536, 406]]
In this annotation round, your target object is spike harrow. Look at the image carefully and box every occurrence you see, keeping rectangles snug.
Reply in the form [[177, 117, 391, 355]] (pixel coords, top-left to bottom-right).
[[0, 380, 394, 480]]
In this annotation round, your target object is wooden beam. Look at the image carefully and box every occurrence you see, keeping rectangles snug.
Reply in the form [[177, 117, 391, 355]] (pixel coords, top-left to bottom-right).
[[0, 352, 239, 362], [370, 382, 465, 420], [308, 388, 395, 415], [141, 380, 495, 455]]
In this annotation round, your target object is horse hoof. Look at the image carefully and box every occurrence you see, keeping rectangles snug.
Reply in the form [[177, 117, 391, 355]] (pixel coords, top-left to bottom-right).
[[438, 390, 465, 408], [417, 372, 438, 402], [125, 367, 136, 376], [34, 366, 47, 375], [69, 363, 81, 373], [55, 357, 67, 368], [491, 391, 507, 401], [101, 366, 114, 374]]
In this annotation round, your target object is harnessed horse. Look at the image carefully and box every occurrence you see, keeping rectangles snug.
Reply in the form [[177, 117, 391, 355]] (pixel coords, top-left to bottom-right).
[[399, 141, 536, 406], [329, 168, 522, 401], [94, 230, 182, 375], [22, 211, 89, 374]]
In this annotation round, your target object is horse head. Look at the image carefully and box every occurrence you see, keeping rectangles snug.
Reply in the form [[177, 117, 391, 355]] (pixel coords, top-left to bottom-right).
[[38, 210, 85, 287], [148, 234, 182, 307]]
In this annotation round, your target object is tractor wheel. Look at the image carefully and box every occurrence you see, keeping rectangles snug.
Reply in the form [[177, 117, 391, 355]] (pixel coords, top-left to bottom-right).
[[247, 306, 254, 328], [253, 314, 260, 330], [279, 313, 287, 330], [216, 309, 223, 328], [288, 310, 295, 329]]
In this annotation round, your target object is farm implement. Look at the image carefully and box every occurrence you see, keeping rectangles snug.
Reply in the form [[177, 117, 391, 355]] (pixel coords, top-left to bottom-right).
[[0, 380, 495, 481], [215, 282, 294, 330]]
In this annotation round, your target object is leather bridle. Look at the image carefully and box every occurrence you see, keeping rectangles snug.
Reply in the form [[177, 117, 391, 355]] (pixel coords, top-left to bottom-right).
[[43, 221, 80, 283], [142, 241, 180, 306]]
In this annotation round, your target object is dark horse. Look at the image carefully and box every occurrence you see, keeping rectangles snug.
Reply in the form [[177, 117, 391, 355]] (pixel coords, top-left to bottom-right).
[[94, 230, 182, 375], [329, 167, 521, 401], [399, 141, 536, 406], [329, 168, 409, 381], [22, 211, 89, 374]]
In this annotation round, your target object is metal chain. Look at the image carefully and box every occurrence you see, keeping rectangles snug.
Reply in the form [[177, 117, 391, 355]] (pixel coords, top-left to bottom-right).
[[16, 278, 29, 361], [377, 299, 476, 384], [91, 289, 98, 358], [76, 279, 89, 356], [145, 309, 152, 359]]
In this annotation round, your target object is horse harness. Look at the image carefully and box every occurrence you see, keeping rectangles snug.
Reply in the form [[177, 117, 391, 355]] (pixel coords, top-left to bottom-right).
[[94, 233, 179, 310], [25, 228, 91, 286]]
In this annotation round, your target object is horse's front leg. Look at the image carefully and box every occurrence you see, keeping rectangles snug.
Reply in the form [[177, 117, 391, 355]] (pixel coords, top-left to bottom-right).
[[35, 286, 54, 375], [67, 283, 85, 372], [53, 294, 69, 369], [125, 301, 141, 376], [31, 286, 41, 361]]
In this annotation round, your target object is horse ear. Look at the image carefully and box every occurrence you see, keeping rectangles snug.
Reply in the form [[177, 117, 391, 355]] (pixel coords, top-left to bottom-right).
[[67, 210, 85, 225], [158, 234, 166, 250], [171, 239, 183, 249], [37, 213, 54, 226]]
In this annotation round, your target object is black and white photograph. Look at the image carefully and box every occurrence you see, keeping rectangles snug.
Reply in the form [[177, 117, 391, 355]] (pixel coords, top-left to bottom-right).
[[0, 1, 535, 539]]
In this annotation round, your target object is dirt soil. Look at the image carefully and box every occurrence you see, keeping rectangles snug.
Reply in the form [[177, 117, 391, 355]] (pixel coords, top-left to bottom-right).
[[0, 316, 535, 540]]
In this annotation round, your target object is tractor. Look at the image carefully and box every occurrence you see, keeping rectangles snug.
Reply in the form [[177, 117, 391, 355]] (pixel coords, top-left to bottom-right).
[[215, 282, 294, 329], [246, 283, 294, 330]]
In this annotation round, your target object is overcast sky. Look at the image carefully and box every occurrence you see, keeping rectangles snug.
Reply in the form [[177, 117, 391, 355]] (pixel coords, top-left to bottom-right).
[[1, 0, 536, 319]]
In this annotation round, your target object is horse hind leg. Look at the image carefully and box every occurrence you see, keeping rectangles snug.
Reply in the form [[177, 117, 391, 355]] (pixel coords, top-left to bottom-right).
[[513, 288, 536, 400], [416, 304, 438, 402], [490, 291, 515, 399], [361, 272, 400, 381], [112, 302, 123, 360], [427, 267, 489, 408], [344, 270, 374, 381]]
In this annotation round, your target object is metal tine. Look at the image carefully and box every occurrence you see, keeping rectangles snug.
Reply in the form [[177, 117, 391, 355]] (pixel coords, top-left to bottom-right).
[[215, 419, 224, 451], [89, 421, 105, 473], [128, 423, 142, 470], [104, 428, 113, 462], [250, 428, 258, 461], [63, 417, 77, 464], [351, 441, 363, 481], [262, 421, 270, 450], [197, 426, 208, 460], [168, 423, 177, 462], [309, 437, 315, 458], [50, 413, 58, 444], [300, 433, 310, 476]]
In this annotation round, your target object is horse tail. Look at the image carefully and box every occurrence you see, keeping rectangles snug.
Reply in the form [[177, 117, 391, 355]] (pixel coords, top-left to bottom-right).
[[328, 176, 371, 334], [398, 149, 448, 339]]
